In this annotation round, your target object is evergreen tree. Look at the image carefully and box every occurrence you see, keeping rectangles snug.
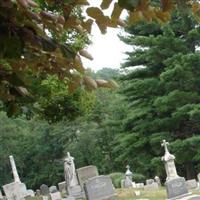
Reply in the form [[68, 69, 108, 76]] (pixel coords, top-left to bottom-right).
[[118, 13, 200, 180]]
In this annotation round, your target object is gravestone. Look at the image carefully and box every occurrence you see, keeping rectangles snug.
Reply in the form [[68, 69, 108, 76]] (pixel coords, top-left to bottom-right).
[[40, 184, 50, 196], [186, 179, 198, 190], [3, 182, 27, 200], [121, 165, 133, 188], [49, 186, 58, 193], [77, 165, 99, 188], [146, 179, 154, 185], [154, 176, 161, 186], [144, 182, 159, 191], [58, 182, 66, 193], [84, 175, 117, 200], [135, 183, 144, 189], [50, 191, 62, 200], [26, 189, 35, 197], [9, 155, 20, 183], [161, 140, 192, 200], [36, 189, 41, 196], [165, 177, 190, 199]]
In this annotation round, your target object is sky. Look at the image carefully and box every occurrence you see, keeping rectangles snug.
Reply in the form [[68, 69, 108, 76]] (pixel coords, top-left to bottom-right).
[[82, 0, 132, 72]]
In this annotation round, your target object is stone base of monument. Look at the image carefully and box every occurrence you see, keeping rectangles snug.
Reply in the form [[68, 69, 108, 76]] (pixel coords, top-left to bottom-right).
[[3, 182, 28, 200], [68, 185, 85, 199], [165, 177, 192, 200], [176, 195, 200, 200]]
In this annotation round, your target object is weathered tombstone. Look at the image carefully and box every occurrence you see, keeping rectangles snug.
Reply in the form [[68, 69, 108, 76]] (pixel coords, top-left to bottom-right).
[[49, 186, 58, 193], [77, 165, 99, 188], [186, 179, 198, 190], [58, 181, 66, 193], [135, 183, 144, 189], [26, 189, 35, 197], [161, 140, 191, 200], [40, 184, 50, 196], [3, 182, 27, 200], [64, 152, 84, 198], [146, 179, 154, 185], [3, 156, 28, 200], [144, 182, 159, 191], [154, 176, 161, 186], [36, 189, 41, 196], [122, 165, 133, 188], [84, 175, 117, 200], [50, 191, 62, 200]]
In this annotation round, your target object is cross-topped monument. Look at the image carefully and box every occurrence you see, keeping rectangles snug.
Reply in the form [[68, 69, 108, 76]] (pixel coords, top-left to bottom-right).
[[161, 140, 178, 180]]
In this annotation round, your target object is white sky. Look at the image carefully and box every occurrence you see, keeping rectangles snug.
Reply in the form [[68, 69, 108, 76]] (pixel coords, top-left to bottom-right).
[[82, 0, 132, 72]]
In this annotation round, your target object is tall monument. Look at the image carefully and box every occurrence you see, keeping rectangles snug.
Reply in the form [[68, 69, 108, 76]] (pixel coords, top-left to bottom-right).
[[161, 140, 190, 200], [64, 152, 84, 198], [161, 140, 179, 181], [9, 155, 21, 182]]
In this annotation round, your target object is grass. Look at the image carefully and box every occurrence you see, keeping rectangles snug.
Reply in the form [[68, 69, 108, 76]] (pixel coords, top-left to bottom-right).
[[117, 187, 200, 200], [26, 188, 200, 200]]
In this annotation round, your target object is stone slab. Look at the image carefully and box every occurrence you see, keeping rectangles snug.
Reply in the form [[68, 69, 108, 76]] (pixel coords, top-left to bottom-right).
[[84, 175, 117, 200], [49, 186, 58, 193], [40, 184, 50, 196], [50, 191, 62, 200], [0, 190, 3, 199], [77, 165, 99, 188], [166, 177, 190, 200], [58, 182, 66, 193], [3, 182, 27, 200], [144, 182, 159, 191], [186, 180, 198, 190]]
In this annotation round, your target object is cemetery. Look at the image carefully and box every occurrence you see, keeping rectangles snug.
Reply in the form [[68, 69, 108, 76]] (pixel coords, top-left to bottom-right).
[[1, 0, 200, 200]]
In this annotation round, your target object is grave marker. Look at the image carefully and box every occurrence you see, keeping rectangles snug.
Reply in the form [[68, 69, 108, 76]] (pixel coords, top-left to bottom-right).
[[84, 175, 117, 200]]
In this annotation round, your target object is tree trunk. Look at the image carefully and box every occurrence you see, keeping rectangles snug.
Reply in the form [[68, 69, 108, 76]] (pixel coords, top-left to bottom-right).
[[185, 162, 195, 180]]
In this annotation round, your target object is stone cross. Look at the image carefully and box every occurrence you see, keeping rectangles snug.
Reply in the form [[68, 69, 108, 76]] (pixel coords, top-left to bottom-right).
[[161, 140, 178, 181], [9, 155, 20, 182], [161, 140, 169, 154]]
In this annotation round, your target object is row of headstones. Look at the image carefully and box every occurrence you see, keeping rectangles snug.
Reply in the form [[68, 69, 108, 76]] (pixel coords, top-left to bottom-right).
[[120, 140, 200, 200], [35, 165, 117, 200]]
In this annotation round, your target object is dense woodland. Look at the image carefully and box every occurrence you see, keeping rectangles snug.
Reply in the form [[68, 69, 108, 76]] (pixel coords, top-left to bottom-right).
[[1, 0, 200, 191]]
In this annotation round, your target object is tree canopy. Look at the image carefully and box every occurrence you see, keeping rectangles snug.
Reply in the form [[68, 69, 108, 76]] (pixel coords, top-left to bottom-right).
[[1, 0, 200, 117]]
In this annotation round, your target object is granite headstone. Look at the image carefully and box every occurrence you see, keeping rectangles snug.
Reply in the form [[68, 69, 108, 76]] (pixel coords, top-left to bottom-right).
[[40, 184, 50, 196], [84, 175, 117, 200], [77, 165, 99, 188]]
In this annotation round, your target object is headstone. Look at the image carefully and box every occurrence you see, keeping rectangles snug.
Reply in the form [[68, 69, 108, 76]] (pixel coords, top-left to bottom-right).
[[26, 189, 35, 197], [49, 186, 58, 193], [84, 176, 117, 200], [36, 189, 41, 196], [58, 182, 66, 193], [50, 191, 62, 200], [154, 176, 161, 186], [40, 184, 50, 196], [77, 165, 99, 188], [146, 179, 154, 185], [161, 140, 191, 200], [186, 179, 198, 190], [122, 165, 133, 188], [144, 182, 159, 191], [3, 182, 27, 200], [135, 183, 144, 189], [166, 177, 191, 199]]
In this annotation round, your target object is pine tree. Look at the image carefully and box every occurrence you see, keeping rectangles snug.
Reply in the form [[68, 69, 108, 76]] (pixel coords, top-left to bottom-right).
[[118, 13, 200, 179]]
